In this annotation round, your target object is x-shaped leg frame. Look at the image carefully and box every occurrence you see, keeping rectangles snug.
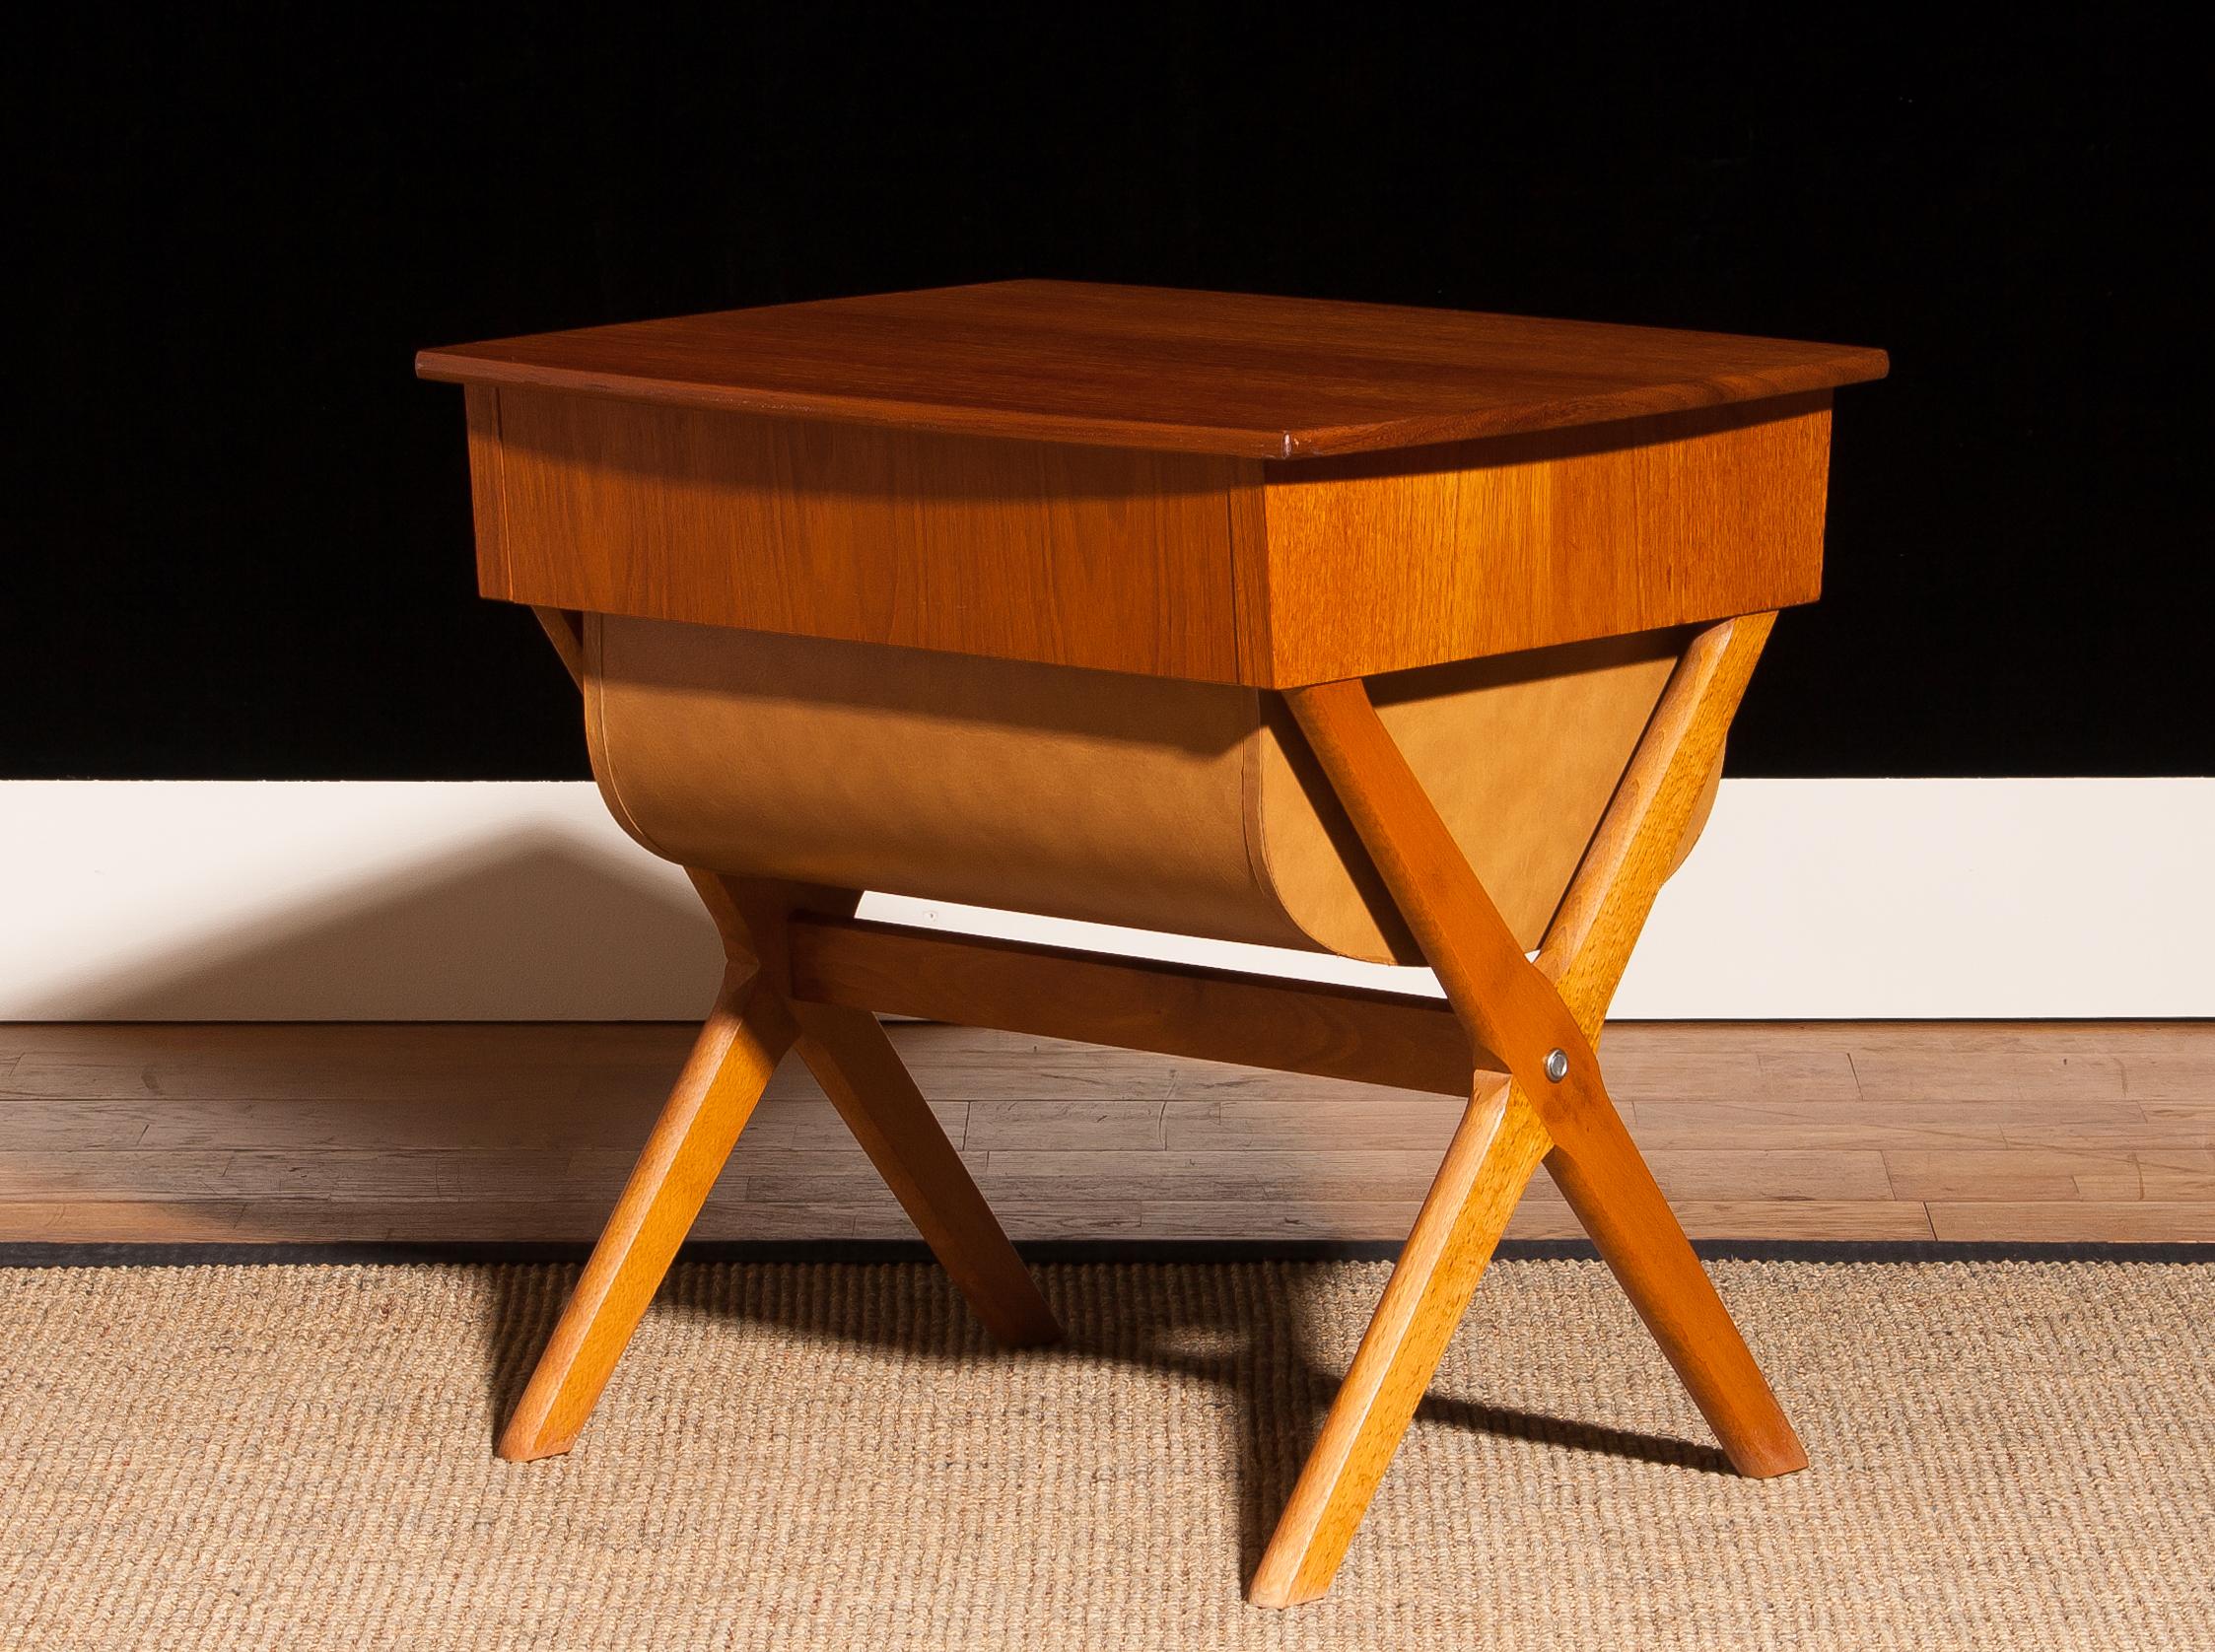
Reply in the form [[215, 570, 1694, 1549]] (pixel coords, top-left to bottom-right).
[[1248, 610, 1801, 1604], [496, 616, 1061, 1463], [500, 607, 1802, 1608]]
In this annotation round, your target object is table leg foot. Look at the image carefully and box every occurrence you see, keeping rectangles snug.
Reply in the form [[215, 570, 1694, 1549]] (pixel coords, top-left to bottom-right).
[[1545, 1113, 1807, 1478], [1248, 1077, 1550, 1608], [498, 968, 792, 1463]]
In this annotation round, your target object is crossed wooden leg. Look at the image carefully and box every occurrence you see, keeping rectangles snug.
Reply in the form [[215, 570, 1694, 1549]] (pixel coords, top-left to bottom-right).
[[510, 603, 1803, 1607], [1248, 612, 1803, 1605], [497, 874, 1059, 1464]]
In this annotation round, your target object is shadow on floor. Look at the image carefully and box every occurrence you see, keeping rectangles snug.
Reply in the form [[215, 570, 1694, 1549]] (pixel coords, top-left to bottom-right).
[[480, 1254, 1729, 1586], [13, 820, 1724, 1579]]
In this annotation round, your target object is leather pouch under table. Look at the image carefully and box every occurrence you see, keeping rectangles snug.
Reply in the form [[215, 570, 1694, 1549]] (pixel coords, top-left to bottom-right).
[[582, 613, 1708, 966]]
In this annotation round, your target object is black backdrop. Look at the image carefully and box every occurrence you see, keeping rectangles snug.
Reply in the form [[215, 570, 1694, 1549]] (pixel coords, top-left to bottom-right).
[[14, 8, 2207, 780]]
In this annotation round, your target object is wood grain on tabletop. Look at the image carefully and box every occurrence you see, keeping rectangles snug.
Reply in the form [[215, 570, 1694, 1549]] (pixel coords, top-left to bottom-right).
[[417, 280, 1888, 459]]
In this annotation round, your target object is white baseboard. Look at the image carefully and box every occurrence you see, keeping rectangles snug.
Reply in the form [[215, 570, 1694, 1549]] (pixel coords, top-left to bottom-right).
[[1, 779, 2207, 1020]]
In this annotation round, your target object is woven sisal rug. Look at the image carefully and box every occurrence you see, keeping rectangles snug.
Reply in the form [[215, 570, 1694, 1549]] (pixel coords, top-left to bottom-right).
[[3, 1255, 2210, 1650]]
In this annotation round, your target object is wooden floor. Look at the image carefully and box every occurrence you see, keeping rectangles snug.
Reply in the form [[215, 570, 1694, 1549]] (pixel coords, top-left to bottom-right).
[[2, 1021, 2210, 1244]]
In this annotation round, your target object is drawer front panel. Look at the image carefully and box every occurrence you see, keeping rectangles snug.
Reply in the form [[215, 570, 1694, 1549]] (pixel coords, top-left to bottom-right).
[[476, 388, 1255, 682]]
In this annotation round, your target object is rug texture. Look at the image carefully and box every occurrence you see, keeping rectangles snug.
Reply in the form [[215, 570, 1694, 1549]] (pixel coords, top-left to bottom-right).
[[2, 1257, 2210, 1650]]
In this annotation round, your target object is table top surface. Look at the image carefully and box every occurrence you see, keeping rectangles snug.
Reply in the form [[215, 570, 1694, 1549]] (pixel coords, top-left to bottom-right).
[[418, 281, 1887, 460]]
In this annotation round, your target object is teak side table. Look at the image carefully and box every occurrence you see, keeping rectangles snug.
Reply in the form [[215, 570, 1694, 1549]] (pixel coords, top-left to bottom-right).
[[419, 281, 1887, 1607]]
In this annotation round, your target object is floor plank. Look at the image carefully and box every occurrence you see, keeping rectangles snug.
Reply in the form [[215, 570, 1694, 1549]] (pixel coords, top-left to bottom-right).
[[1927, 1202, 2215, 1242], [0, 1021, 2208, 1244]]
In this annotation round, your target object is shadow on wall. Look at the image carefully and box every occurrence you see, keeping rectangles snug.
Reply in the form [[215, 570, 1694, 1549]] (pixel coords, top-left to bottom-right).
[[20, 830, 726, 1021]]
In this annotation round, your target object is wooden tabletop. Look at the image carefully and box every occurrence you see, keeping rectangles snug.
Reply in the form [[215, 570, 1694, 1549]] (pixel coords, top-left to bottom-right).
[[418, 280, 1887, 459]]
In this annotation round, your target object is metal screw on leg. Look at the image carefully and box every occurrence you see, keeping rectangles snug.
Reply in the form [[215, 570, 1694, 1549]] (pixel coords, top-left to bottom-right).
[[1544, 1048, 1569, 1083]]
